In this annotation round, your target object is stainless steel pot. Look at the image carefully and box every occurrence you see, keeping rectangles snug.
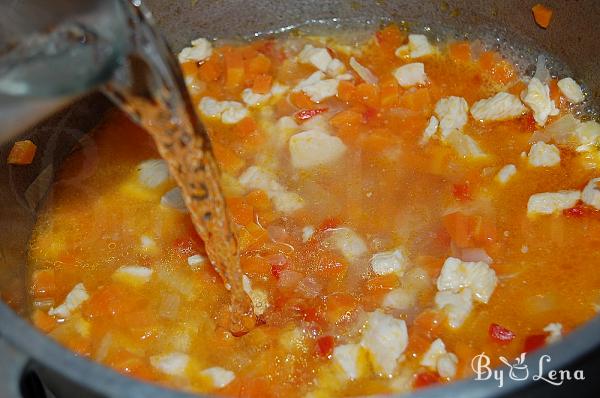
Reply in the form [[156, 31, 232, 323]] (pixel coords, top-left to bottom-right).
[[1, 1, 600, 397]]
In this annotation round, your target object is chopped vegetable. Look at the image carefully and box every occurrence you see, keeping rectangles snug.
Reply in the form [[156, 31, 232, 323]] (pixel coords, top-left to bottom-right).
[[7, 140, 37, 165], [532, 4, 553, 29], [489, 323, 516, 343]]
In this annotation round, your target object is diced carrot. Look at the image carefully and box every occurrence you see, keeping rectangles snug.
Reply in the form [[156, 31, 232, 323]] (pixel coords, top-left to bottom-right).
[[330, 109, 363, 131], [478, 51, 496, 71], [290, 91, 319, 109], [361, 129, 395, 154], [212, 142, 245, 174], [353, 83, 380, 108], [443, 212, 496, 248], [224, 50, 245, 89], [532, 4, 553, 29], [227, 197, 254, 226], [295, 108, 329, 123], [65, 335, 91, 356], [180, 61, 198, 76], [233, 116, 258, 137], [32, 309, 57, 333], [316, 335, 335, 358], [426, 146, 453, 176], [324, 293, 357, 325], [252, 73, 273, 94], [508, 80, 528, 96], [241, 255, 271, 276], [82, 284, 145, 319], [238, 222, 268, 252], [398, 88, 431, 114], [198, 55, 223, 82], [548, 78, 561, 104], [245, 190, 271, 212], [442, 211, 475, 248], [337, 80, 356, 102], [365, 273, 400, 292], [448, 41, 472, 63], [380, 79, 400, 107], [247, 53, 272, 75], [7, 140, 37, 165], [479, 52, 517, 86], [376, 24, 406, 55], [240, 45, 259, 61], [30, 269, 56, 299]]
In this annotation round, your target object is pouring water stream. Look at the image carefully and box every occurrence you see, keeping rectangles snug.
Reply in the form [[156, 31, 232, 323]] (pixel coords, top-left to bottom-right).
[[0, 0, 255, 334]]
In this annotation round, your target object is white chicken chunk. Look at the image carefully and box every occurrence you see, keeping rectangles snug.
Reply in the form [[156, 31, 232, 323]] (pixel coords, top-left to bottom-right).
[[527, 190, 581, 216], [178, 38, 212, 63], [445, 130, 487, 159], [298, 44, 333, 72], [436, 257, 498, 304], [521, 77, 559, 126], [112, 265, 153, 287], [528, 142, 561, 167], [434, 289, 474, 328], [333, 343, 364, 380], [582, 178, 600, 210], [48, 283, 89, 318], [288, 129, 347, 169], [434, 96, 469, 139], [150, 352, 189, 376], [557, 77, 584, 104], [407, 34, 434, 58], [360, 311, 408, 376], [420, 338, 458, 378], [393, 63, 428, 87], [420, 115, 439, 146], [200, 367, 236, 388], [470, 92, 526, 121], [329, 227, 367, 261], [370, 247, 409, 276], [495, 164, 517, 184]]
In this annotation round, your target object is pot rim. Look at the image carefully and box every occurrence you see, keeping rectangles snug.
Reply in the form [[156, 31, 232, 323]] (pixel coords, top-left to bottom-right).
[[1, 302, 599, 398]]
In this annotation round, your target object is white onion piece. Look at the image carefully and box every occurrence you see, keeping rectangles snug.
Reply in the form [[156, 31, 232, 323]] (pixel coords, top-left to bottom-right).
[[277, 270, 303, 289], [296, 276, 322, 298], [159, 294, 181, 320], [138, 159, 170, 188], [533, 55, 550, 84], [160, 187, 188, 213], [95, 333, 113, 361], [460, 248, 493, 264], [530, 115, 580, 145], [349, 57, 378, 85]]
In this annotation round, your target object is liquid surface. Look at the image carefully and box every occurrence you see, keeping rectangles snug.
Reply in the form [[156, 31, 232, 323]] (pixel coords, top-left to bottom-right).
[[27, 24, 600, 397]]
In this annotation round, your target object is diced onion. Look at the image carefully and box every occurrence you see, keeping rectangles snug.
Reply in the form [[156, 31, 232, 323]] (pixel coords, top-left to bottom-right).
[[533, 55, 550, 84], [349, 57, 378, 85], [530, 115, 580, 145], [159, 294, 181, 320], [160, 187, 188, 212], [460, 248, 493, 264], [296, 276, 322, 298], [277, 270, 303, 290]]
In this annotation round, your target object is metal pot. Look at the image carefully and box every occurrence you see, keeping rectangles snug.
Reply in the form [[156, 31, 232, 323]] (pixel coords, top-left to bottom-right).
[[1, 1, 599, 397]]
